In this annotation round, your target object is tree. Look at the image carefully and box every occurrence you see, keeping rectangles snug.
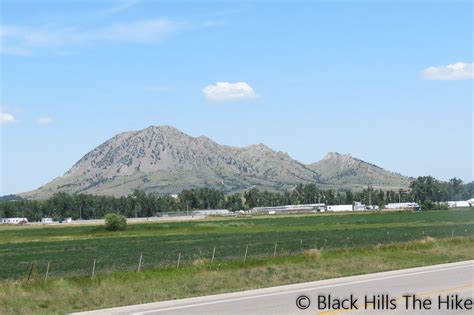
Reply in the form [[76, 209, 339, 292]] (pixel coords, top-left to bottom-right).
[[449, 177, 463, 199], [104, 213, 127, 231], [244, 188, 261, 208], [345, 190, 353, 204], [410, 176, 442, 203], [226, 193, 244, 211]]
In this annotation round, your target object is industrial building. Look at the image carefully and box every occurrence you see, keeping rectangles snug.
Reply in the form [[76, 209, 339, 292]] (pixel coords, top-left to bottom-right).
[[326, 204, 353, 212], [251, 203, 376, 213], [326, 202, 372, 212], [445, 201, 471, 208], [385, 202, 420, 211], [0, 218, 28, 224], [251, 204, 325, 214], [353, 202, 368, 211], [192, 209, 231, 216]]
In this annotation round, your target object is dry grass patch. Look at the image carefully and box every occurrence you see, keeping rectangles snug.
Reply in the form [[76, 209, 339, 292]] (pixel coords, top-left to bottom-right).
[[419, 236, 436, 244], [303, 248, 321, 259]]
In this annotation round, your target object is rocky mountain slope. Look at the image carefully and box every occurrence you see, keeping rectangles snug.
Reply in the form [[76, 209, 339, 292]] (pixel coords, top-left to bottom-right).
[[21, 126, 411, 199], [21, 126, 319, 198], [308, 152, 412, 190]]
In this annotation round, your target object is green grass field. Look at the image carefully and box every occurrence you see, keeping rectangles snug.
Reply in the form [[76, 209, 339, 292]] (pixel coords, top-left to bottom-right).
[[1, 209, 473, 280], [1, 237, 473, 315]]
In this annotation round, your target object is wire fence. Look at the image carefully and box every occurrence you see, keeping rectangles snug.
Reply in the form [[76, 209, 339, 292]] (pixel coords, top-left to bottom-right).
[[7, 225, 473, 282]]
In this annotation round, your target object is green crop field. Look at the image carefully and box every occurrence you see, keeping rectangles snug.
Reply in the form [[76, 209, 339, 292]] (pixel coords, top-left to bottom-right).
[[0, 209, 473, 280]]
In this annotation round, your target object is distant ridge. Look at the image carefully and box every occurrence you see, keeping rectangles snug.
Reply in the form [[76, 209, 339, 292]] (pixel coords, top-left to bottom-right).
[[308, 152, 412, 189], [20, 126, 411, 199]]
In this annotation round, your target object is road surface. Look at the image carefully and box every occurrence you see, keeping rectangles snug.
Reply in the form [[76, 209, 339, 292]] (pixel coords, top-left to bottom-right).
[[73, 260, 473, 315]]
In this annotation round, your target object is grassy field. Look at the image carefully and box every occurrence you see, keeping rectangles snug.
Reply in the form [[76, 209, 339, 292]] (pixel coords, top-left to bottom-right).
[[0, 237, 473, 315], [0, 209, 473, 280]]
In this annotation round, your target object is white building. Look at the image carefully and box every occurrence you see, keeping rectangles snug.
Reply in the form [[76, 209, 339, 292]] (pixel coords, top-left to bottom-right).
[[1, 218, 28, 224], [446, 201, 471, 208], [385, 202, 420, 211], [326, 204, 353, 212], [192, 209, 230, 216], [251, 204, 326, 214], [353, 202, 367, 211], [41, 218, 53, 224]]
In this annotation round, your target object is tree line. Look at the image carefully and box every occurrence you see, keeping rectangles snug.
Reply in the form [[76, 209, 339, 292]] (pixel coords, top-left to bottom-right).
[[0, 176, 471, 221]]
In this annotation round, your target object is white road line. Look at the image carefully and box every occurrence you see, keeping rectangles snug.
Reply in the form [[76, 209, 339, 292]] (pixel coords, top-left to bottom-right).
[[134, 263, 473, 314]]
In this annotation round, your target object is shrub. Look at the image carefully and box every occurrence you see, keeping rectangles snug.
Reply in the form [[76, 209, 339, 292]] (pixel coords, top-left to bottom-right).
[[104, 213, 127, 231], [422, 200, 449, 211]]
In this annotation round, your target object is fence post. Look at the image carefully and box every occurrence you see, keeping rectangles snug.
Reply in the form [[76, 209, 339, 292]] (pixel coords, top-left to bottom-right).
[[27, 262, 35, 282], [211, 247, 216, 263], [137, 253, 143, 272], [177, 252, 181, 269], [44, 261, 50, 282], [91, 259, 96, 278], [451, 230, 454, 239], [243, 245, 248, 264], [273, 242, 278, 258]]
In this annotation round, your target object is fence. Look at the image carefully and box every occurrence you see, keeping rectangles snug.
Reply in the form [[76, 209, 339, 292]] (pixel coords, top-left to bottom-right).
[[6, 225, 473, 282]]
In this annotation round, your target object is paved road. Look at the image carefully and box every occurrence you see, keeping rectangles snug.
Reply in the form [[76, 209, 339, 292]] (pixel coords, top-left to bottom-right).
[[74, 260, 473, 315]]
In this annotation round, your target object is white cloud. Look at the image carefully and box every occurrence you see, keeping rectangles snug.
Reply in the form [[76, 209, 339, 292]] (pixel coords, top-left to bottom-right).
[[38, 117, 53, 125], [203, 82, 257, 102], [0, 113, 16, 124], [0, 19, 177, 55], [421, 62, 474, 80]]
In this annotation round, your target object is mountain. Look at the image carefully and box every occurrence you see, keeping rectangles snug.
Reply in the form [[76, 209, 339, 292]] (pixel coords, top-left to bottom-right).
[[21, 126, 320, 199], [20, 126, 411, 199], [308, 152, 412, 190]]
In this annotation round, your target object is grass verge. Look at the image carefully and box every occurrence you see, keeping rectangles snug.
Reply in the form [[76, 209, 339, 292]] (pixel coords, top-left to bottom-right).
[[0, 236, 472, 315]]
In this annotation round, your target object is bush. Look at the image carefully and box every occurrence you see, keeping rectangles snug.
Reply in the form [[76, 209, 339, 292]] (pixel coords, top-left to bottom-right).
[[421, 200, 449, 211], [104, 213, 127, 231]]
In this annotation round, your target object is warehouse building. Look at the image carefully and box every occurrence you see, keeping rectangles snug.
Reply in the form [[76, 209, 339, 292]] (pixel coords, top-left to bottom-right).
[[445, 201, 471, 208], [41, 218, 53, 224], [0, 218, 28, 224], [251, 203, 326, 214], [192, 209, 231, 216], [385, 202, 420, 211], [326, 204, 353, 212]]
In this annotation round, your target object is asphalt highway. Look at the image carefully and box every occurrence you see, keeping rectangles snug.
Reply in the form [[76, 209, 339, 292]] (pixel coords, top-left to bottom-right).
[[73, 260, 473, 315]]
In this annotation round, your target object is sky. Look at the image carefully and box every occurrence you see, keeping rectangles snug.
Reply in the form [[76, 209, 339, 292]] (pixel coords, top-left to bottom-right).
[[0, 0, 473, 196]]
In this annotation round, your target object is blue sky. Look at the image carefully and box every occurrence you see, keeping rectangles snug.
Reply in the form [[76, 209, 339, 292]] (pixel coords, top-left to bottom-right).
[[0, 0, 472, 195]]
